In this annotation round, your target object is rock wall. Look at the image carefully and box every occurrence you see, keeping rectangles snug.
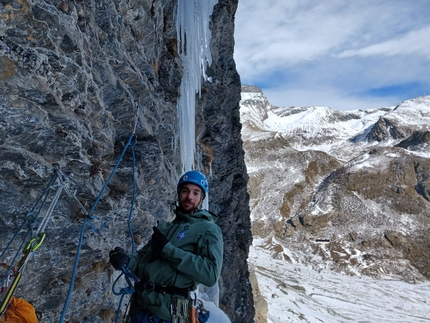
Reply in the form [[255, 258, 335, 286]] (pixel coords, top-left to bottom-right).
[[0, 1, 253, 322]]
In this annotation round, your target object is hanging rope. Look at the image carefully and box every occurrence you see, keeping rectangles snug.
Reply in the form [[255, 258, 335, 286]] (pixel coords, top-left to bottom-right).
[[58, 98, 142, 322], [55, 168, 90, 216], [36, 182, 64, 235], [0, 170, 61, 281], [110, 137, 139, 323], [59, 133, 138, 323], [132, 99, 140, 135]]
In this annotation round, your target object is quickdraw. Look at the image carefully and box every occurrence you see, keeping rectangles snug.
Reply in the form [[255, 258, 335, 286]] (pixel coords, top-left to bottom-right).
[[188, 293, 210, 323], [171, 297, 189, 323], [170, 292, 210, 323], [0, 233, 45, 318]]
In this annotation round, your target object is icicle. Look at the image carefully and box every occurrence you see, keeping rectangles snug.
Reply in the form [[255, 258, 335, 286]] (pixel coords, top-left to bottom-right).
[[176, 0, 223, 311], [176, 0, 218, 173]]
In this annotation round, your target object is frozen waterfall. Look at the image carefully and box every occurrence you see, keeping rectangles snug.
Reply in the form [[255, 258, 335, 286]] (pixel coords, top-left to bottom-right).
[[176, 0, 218, 173]]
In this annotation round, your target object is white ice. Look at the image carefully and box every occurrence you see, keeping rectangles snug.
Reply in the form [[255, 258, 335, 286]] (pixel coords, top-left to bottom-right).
[[176, 0, 218, 172]]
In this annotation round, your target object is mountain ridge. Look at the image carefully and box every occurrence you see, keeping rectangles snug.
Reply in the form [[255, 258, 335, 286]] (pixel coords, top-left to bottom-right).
[[241, 85, 430, 284], [241, 84, 430, 161]]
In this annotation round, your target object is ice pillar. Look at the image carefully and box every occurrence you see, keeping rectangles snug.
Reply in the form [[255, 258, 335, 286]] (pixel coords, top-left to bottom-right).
[[176, 0, 218, 173]]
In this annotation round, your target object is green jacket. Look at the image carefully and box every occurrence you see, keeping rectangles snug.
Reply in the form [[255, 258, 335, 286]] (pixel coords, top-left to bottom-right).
[[128, 208, 223, 321]]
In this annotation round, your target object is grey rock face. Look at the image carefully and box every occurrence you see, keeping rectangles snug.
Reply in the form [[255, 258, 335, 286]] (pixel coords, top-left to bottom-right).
[[366, 117, 407, 142], [0, 1, 253, 322], [396, 130, 430, 152]]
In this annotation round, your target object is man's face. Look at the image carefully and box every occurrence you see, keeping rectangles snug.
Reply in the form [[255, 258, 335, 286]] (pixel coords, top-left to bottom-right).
[[178, 183, 203, 214]]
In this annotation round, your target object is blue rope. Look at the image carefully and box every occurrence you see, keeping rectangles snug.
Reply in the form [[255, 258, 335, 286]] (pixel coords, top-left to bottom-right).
[[129, 142, 137, 261], [58, 216, 88, 323], [59, 134, 137, 323], [112, 266, 139, 296], [112, 267, 139, 323], [87, 135, 136, 227], [112, 266, 139, 323], [112, 140, 139, 322]]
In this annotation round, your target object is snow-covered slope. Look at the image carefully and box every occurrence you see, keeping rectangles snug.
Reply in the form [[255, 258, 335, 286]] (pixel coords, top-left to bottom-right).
[[250, 240, 430, 323]]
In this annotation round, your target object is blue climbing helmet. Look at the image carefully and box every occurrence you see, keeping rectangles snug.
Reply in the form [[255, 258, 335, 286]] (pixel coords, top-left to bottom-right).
[[177, 170, 209, 200]]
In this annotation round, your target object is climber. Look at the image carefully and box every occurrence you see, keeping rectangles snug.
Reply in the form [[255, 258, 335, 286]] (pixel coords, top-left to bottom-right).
[[109, 170, 223, 323]]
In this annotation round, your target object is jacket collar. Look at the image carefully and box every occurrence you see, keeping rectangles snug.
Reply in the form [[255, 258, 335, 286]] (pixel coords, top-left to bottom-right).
[[175, 208, 218, 223]]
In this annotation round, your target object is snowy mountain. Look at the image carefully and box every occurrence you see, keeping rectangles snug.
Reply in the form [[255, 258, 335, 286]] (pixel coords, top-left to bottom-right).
[[240, 85, 430, 323], [241, 86, 430, 161]]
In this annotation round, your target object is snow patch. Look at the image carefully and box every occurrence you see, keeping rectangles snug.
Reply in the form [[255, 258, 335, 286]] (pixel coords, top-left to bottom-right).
[[249, 244, 430, 323]]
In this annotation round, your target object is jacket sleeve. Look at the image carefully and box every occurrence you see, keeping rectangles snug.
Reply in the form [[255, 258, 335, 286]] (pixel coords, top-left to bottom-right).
[[127, 240, 151, 273], [162, 226, 223, 287]]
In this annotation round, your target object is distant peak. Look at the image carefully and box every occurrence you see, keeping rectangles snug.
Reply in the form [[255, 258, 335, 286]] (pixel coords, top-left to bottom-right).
[[241, 85, 263, 94]]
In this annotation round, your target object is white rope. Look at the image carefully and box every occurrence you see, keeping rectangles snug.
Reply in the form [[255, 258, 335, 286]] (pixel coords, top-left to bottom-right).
[[55, 168, 90, 217], [132, 99, 140, 135], [35, 183, 64, 235]]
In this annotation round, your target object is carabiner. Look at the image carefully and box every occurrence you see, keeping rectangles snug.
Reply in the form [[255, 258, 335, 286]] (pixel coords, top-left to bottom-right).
[[23, 233, 46, 253]]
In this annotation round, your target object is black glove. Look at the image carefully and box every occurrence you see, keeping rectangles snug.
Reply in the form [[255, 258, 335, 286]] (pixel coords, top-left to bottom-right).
[[109, 247, 129, 270], [151, 226, 168, 255]]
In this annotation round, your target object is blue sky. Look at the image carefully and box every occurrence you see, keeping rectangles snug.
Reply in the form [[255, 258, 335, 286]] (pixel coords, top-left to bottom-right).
[[233, 0, 430, 111]]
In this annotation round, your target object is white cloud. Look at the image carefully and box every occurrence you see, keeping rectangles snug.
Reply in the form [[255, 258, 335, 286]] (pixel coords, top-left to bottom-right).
[[262, 85, 398, 111], [234, 0, 430, 110], [337, 27, 430, 59], [234, 1, 366, 78]]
